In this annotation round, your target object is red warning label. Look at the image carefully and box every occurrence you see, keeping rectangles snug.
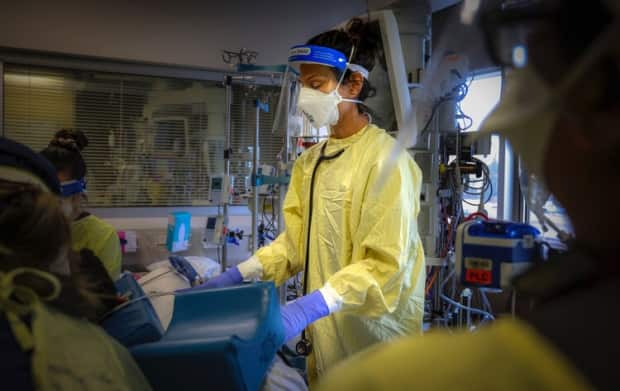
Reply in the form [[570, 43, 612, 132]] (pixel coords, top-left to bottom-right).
[[465, 269, 492, 285]]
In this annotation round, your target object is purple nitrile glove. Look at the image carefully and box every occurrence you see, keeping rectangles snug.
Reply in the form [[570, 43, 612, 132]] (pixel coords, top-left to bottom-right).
[[177, 267, 243, 293], [280, 290, 330, 343]]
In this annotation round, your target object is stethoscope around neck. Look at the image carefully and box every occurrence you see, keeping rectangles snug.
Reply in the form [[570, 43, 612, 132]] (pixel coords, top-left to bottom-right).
[[296, 142, 345, 357]]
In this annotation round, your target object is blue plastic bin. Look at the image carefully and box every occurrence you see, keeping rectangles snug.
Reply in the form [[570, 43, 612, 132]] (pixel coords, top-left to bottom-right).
[[130, 282, 284, 391], [102, 273, 164, 347]]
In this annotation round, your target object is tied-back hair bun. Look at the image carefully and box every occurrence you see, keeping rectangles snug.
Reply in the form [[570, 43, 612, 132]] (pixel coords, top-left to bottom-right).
[[345, 18, 381, 73], [50, 129, 89, 153], [306, 17, 382, 112], [41, 129, 89, 180]]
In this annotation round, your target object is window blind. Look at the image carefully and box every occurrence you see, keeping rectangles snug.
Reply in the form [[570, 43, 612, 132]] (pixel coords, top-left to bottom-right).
[[3, 63, 283, 207]]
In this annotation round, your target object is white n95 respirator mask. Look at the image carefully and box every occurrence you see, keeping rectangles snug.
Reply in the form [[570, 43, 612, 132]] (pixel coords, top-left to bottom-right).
[[297, 86, 363, 130]]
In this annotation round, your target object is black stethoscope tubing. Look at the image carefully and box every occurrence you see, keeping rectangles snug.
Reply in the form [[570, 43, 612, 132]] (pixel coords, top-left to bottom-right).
[[297, 142, 345, 355]]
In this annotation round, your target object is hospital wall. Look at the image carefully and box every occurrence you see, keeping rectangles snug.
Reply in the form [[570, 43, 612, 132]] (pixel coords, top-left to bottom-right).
[[0, 0, 387, 70], [0, 0, 480, 271], [96, 208, 255, 268], [0, 0, 399, 270]]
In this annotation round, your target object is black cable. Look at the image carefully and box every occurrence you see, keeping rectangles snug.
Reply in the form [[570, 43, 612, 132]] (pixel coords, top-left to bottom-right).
[[423, 77, 471, 137], [420, 98, 447, 136], [461, 161, 494, 207], [298, 144, 345, 356], [462, 198, 483, 207], [485, 178, 494, 204]]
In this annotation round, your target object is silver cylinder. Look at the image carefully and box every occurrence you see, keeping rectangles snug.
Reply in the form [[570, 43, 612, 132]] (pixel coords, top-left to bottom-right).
[[222, 76, 232, 272], [252, 102, 260, 253]]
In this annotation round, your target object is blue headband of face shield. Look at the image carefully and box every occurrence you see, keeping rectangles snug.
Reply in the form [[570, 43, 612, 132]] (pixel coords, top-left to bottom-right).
[[288, 45, 369, 79], [60, 178, 86, 197], [289, 45, 348, 72]]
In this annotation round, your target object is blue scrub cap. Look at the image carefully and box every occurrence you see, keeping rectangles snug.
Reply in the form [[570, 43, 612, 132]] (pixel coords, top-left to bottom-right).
[[60, 178, 87, 197], [0, 137, 60, 194]]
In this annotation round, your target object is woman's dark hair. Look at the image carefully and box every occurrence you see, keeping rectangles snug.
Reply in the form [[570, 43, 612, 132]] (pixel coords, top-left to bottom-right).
[[307, 18, 381, 113], [0, 183, 70, 271], [40, 129, 89, 179], [0, 182, 117, 321]]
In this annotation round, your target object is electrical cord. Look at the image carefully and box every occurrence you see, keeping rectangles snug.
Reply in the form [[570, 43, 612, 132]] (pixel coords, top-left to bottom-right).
[[461, 159, 493, 207], [438, 268, 495, 326], [259, 194, 279, 239], [437, 268, 456, 327], [432, 72, 499, 328], [136, 268, 175, 286], [420, 99, 447, 136], [421, 76, 471, 137], [480, 289, 493, 314], [425, 267, 441, 296], [440, 293, 495, 321]]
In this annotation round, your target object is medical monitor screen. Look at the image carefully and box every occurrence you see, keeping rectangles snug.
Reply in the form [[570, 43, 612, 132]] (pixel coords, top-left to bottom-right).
[[211, 177, 223, 190], [206, 217, 217, 229]]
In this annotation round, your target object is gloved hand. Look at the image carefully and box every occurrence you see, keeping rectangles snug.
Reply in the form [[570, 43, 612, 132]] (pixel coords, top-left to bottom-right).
[[280, 290, 330, 343], [177, 266, 243, 292]]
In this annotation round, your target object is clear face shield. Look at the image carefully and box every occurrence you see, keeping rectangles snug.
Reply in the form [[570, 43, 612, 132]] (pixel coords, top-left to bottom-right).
[[272, 45, 369, 155], [272, 65, 324, 157], [476, 0, 619, 235]]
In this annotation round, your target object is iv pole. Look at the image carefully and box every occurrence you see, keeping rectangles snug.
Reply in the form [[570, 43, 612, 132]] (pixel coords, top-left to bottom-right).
[[222, 75, 232, 272], [252, 99, 269, 252]]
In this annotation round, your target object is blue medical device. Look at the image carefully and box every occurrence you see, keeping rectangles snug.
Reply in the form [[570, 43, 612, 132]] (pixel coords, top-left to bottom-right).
[[455, 220, 541, 289], [102, 273, 164, 347], [103, 274, 284, 391]]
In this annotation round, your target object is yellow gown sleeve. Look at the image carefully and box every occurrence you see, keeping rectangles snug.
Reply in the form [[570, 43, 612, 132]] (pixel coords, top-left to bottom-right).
[[255, 158, 306, 286], [97, 228, 122, 280], [317, 320, 593, 391], [72, 216, 122, 281], [327, 153, 421, 317]]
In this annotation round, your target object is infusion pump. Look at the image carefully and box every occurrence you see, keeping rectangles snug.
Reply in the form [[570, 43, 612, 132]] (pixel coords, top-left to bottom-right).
[[208, 174, 233, 205]]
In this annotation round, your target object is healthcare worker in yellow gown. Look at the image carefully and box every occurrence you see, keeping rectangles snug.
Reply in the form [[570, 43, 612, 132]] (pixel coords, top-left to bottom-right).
[[317, 1, 620, 390], [0, 137, 150, 390], [195, 18, 426, 380], [41, 129, 122, 280]]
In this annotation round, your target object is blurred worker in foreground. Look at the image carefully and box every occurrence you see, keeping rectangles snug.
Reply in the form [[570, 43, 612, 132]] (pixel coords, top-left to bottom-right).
[[41, 129, 122, 280], [192, 18, 425, 380], [0, 137, 151, 390], [317, 0, 620, 390]]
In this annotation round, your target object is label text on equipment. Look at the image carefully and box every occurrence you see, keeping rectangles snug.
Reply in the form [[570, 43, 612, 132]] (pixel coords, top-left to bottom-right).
[[464, 258, 493, 285], [465, 269, 492, 284]]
